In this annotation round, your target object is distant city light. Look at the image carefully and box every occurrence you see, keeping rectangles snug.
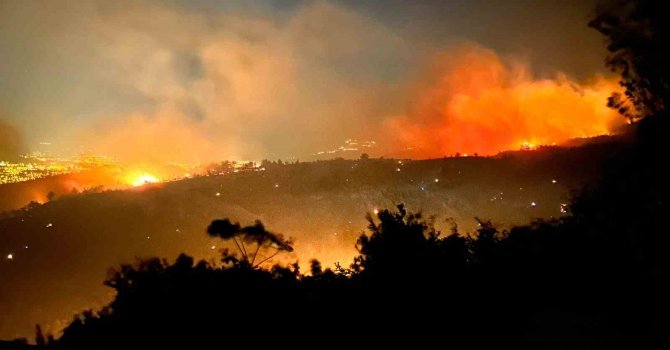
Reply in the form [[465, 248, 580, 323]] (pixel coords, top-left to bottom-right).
[[552, 179, 557, 184], [6, 253, 13, 261], [531, 201, 537, 207], [312, 139, 377, 157], [215, 192, 221, 196], [1, 153, 118, 185], [46, 223, 53, 228], [373, 208, 379, 215], [434, 178, 439, 183]]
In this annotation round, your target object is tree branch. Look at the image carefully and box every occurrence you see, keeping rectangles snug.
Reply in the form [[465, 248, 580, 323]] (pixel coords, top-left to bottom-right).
[[254, 248, 281, 267], [250, 241, 262, 266], [232, 237, 248, 263]]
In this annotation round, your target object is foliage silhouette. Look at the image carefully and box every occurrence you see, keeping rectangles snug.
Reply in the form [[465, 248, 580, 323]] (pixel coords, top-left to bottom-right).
[[206, 219, 293, 267], [590, 0, 670, 120]]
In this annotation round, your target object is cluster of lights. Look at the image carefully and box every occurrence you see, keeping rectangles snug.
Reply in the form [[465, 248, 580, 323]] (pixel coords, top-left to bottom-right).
[[0, 161, 72, 185], [490, 192, 504, 202], [314, 139, 377, 156], [0, 153, 117, 185]]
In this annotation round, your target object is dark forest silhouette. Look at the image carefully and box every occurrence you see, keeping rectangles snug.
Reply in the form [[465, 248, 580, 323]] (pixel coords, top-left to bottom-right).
[[2, 0, 668, 348]]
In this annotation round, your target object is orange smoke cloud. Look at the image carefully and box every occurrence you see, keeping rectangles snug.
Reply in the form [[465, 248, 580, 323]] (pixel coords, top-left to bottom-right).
[[386, 45, 625, 157]]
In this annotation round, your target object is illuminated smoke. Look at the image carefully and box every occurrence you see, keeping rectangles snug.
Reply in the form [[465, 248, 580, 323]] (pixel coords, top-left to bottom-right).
[[0, 120, 26, 161], [66, 0, 405, 165], [385, 45, 625, 157]]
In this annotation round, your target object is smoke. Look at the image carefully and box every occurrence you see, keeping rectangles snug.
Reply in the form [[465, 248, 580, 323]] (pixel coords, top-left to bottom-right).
[[384, 45, 625, 157], [56, 0, 408, 164], [0, 120, 25, 161], [1, 1, 621, 163]]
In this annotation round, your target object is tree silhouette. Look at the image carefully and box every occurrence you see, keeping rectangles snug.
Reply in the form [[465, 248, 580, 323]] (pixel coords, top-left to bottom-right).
[[590, 0, 670, 120], [206, 218, 293, 267]]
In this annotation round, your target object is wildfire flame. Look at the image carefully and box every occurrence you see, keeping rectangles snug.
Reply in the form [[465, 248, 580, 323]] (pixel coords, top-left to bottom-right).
[[386, 45, 626, 157], [127, 173, 159, 187]]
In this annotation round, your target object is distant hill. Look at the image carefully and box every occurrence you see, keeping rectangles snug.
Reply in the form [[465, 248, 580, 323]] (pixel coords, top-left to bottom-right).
[[0, 168, 123, 213], [0, 137, 630, 340]]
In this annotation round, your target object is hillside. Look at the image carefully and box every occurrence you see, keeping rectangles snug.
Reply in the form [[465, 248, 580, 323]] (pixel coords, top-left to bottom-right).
[[0, 139, 627, 339]]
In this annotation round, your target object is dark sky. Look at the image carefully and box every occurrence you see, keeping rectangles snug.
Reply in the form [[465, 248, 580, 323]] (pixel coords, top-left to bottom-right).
[[0, 0, 609, 161]]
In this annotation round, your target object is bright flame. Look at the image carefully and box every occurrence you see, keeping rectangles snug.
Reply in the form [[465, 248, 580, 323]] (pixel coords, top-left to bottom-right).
[[130, 174, 159, 187], [520, 142, 537, 151], [386, 44, 626, 157]]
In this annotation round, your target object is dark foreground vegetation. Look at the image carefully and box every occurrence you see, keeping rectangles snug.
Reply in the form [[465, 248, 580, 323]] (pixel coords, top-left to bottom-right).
[[2, 0, 669, 348]]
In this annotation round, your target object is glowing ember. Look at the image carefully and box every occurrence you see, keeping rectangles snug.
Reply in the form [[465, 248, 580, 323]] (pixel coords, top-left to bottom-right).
[[560, 203, 569, 214]]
